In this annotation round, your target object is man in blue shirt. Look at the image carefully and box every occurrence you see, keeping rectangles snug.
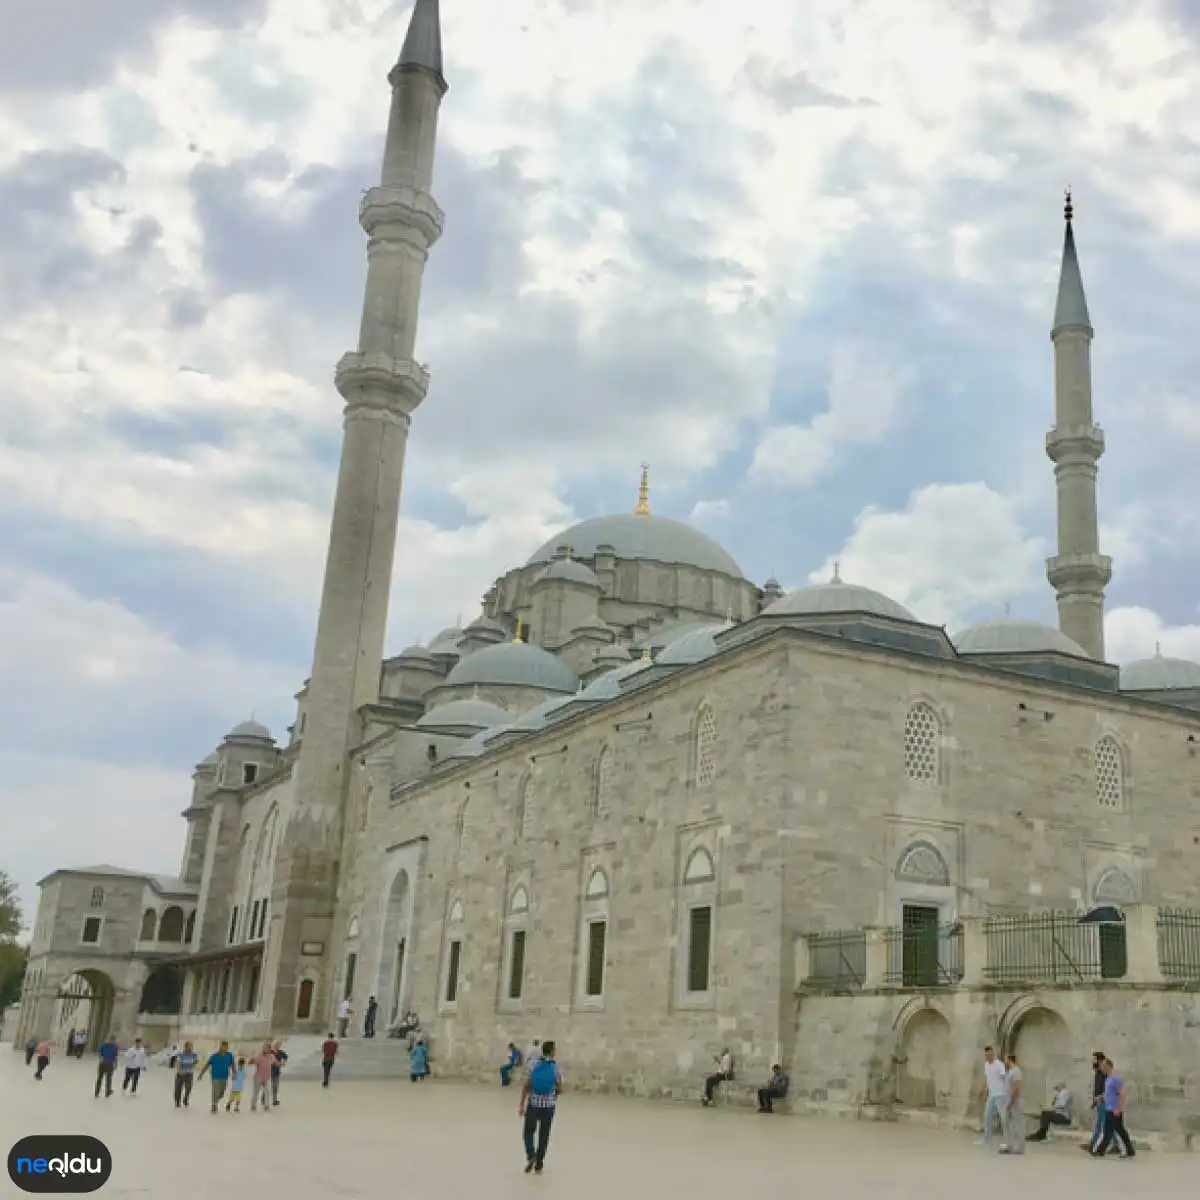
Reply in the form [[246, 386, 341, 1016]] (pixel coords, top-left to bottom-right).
[[95, 1037, 119, 1098], [174, 1041, 200, 1108], [1090, 1058, 1135, 1158], [198, 1040, 236, 1113]]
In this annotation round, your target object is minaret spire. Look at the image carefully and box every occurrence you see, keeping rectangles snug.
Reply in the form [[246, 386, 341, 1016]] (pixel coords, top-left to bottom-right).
[[262, 0, 448, 1031], [1045, 191, 1111, 659]]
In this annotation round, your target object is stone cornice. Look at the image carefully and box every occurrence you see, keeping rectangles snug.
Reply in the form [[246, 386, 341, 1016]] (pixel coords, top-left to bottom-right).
[[1046, 424, 1104, 463], [359, 184, 444, 246], [335, 352, 428, 417]]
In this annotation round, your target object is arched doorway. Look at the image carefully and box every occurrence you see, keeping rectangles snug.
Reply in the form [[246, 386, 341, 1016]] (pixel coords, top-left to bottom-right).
[[376, 869, 411, 1026], [139, 909, 157, 941], [53, 969, 116, 1046], [158, 907, 185, 943], [138, 966, 183, 1015], [1009, 1005, 1070, 1111], [896, 1008, 952, 1109]]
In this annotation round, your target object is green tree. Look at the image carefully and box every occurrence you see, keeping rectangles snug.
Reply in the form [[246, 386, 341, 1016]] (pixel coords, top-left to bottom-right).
[[0, 870, 25, 1011], [0, 870, 19, 941]]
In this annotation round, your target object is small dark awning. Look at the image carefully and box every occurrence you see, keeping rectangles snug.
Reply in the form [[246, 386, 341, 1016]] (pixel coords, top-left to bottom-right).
[[1078, 906, 1124, 925], [161, 942, 265, 969]]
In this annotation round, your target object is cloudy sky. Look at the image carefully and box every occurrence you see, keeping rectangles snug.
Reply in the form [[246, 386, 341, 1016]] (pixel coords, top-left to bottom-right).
[[2, 0, 1200, 928]]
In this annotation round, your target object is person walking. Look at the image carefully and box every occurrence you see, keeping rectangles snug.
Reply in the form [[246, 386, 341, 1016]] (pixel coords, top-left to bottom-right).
[[122, 1038, 148, 1094], [337, 998, 352, 1039], [173, 1041, 199, 1108], [33, 1039, 52, 1080], [1082, 1050, 1111, 1155], [198, 1040, 236, 1113], [701, 1047, 733, 1106], [226, 1058, 247, 1112], [249, 1042, 274, 1112], [269, 1040, 288, 1106], [1091, 1058, 1135, 1159], [363, 995, 378, 1039], [998, 1053, 1025, 1155], [321, 1032, 338, 1087], [24, 1037, 36, 1066], [95, 1035, 119, 1098], [519, 1039, 563, 1175], [978, 1046, 1007, 1146]]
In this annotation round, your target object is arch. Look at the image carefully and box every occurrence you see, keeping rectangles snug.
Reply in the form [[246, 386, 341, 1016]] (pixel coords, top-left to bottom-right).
[[139, 908, 157, 941], [157, 905, 185, 943], [1094, 734, 1126, 810], [138, 965, 183, 1015], [184, 909, 196, 943], [585, 868, 609, 899], [1093, 867, 1137, 906], [1008, 1004, 1071, 1115], [52, 968, 117, 1046], [896, 841, 950, 887], [347, 914, 360, 940], [903, 701, 942, 784], [896, 1007, 953, 1109], [509, 885, 530, 915], [683, 846, 715, 884], [376, 867, 413, 1025], [693, 704, 717, 788], [296, 974, 316, 1021], [448, 898, 464, 924]]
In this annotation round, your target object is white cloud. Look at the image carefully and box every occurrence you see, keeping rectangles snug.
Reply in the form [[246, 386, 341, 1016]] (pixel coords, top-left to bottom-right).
[[811, 482, 1048, 628], [751, 342, 911, 486], [1105, 606, 1200, 666], [689, 499, 731, 525]]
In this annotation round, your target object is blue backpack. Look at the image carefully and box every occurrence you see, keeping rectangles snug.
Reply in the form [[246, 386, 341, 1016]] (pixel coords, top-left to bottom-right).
[[530, 1058, 557, 1097]]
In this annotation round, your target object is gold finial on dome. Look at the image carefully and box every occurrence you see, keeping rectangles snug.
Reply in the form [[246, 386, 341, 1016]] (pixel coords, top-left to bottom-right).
[[641, 644, 652, 660], [634, 463, 651, 516]]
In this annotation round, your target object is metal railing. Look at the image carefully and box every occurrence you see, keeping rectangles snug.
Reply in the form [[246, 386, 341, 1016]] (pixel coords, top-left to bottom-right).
[[983, 911, 1126, 985], [806, 930, 866, 989], [1157, 909, 1200, 982], [883, 923, 964, 987]]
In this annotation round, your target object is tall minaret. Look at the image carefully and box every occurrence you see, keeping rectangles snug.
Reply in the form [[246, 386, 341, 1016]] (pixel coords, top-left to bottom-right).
[[264, 0, 447, 1031], [1045, 191, 1111, 659]]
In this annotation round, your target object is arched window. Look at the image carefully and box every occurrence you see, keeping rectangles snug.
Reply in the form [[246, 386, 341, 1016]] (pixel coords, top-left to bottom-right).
[[509, 886, 530, 915], [139, 908, 157, 941], [694, 706, 717, 788], [895, 841, 951, 887], [347, 915, 360, 940], [579, 867, 610, 1003], [503, 886, 529, 1005], [518, 772, 536, 838], [593, 746, 614, 817], [448, 899, 464, 924], [296, 976, 315, 1021], [158, 906, 185, 943], [683, 847, 715, 884], [1093, 867, 1136, 906], [1094, 736, 1125, 810], [904, 702, 941, 784]]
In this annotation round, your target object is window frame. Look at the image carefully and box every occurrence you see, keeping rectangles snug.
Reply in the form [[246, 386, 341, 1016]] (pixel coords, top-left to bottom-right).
[[676, 841, 717, 1010], [79, 915, 104, 946], [576, 867, 611, 1010]]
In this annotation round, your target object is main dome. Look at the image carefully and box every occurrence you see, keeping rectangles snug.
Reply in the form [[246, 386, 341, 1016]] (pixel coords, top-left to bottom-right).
[[526, 513, 743, 579]]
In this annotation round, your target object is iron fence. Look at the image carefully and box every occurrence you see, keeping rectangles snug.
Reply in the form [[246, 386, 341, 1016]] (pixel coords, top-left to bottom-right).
[[1157, 909, 1200, 982], [806, 930, 866, 990], [883, 922, 964, 987], [983, 910, 1126, 985]]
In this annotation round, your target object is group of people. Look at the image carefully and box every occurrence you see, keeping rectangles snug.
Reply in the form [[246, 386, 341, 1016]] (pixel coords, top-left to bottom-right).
[[699, 1047, 790, 1113], [979, 1044, 1135, 1158]]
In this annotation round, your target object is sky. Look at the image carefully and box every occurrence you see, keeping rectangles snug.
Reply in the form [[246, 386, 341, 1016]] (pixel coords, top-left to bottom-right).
[[2, 0, 1200, 931]]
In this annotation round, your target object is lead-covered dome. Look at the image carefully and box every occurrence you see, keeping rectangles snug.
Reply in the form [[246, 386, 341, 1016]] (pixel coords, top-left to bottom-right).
[[659, 625, 721, 666], [415, 698, 511, 731], [535, 559, 602, 589], [1120, 652, 1200, 691], [527, 513, 743, 578], [764, 578, 916, 622], [227, 718, 273, 741], [444, 641, 579, 693], [953, 618, 1087, 658]]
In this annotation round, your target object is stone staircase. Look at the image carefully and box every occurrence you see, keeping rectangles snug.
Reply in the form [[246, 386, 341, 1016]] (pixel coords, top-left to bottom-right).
[[284, 1036, 415, 1081]]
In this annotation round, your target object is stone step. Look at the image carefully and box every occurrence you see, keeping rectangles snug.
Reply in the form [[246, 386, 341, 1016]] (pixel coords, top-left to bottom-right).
[[286, 1038, 417, 1081]]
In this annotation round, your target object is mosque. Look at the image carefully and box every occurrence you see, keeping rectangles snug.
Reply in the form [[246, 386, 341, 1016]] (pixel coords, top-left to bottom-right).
[[15, 0, 1200, 1139]]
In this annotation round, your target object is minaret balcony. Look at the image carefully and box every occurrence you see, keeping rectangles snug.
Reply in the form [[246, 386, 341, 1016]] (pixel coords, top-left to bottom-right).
[[1046, 551, 1112, 591], [335, 352, 430, 415], [359, 185, 444, 246], [1045, 423, 1104, 463]]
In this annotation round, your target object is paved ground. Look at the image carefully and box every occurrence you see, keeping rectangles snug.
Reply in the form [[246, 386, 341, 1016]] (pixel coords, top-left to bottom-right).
[[2, 1049, 1195, 1199]]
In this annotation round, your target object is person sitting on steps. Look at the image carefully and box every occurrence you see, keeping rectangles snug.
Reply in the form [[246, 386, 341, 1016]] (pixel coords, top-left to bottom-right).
[[1027, 1081, 1073, 1142], [757, 1064, 790, 1113]]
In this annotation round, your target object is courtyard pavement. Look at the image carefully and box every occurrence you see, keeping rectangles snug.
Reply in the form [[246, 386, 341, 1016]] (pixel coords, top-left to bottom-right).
[[2, 1048, 1196, 1198]]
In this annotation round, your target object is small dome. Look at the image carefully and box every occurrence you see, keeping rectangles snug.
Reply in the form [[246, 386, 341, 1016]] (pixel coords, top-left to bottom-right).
[[444, 641, 579, 693], [764, 580, 916, 622], [573, 615, 613, 634], [594, 641, 631, 666], [444, 728, 497, 761], [659, 625, 720, 667], [509, 695, 574, 733], [1120, 653, 1200, 691], [527, 513, 743, 578], [634, 619, 724, 652], [227, 718, 273, 741], [465, 615, 507, 635], [535, 559, 602, 589], [396, 643, 435, 662], [576, 657, 654, 703], [416, 698, 511, 731], [430, 626, 464, 646], [953, 618, 1088, 658]]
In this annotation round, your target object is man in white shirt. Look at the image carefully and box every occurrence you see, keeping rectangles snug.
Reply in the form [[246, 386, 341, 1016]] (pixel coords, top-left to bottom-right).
[[338, 998, 353, 1039], [978, 1045, 1007, 1146], [1028, 1081, 1073, 1141], [122, 1038, 149, 1095], [702, 1048, 733, 1106], [525, 1039, 542, 1074]]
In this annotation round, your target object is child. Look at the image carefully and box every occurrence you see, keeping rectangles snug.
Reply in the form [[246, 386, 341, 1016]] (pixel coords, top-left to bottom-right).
[[226, 1057, 247, 1112], [410, 1038, 428, 1082]]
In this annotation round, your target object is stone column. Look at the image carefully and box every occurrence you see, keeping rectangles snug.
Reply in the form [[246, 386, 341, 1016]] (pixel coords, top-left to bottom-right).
[[864, 928, 889, 989], [961, 917, 988, 988], [1123, 904, 1164, 985]]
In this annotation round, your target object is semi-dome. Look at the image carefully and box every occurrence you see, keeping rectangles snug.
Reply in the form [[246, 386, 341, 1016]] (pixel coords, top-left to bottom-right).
[[443, 640, 579, 693], [527, 513, 743, 578], [535, 559, 602, 589], [415, 698, 511, 731], [764, 577, 916, 622], [633, 619, 724, 652], [953, 619, 1088, 658], [659, 625, 721, 667], [1120, 652, 1200, 691], [227, 718, 272, 741]]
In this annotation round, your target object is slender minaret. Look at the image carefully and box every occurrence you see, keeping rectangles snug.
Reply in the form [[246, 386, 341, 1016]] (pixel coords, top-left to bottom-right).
[[1045, 191, 1111, 659], [264, 0, 447, 1031]]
